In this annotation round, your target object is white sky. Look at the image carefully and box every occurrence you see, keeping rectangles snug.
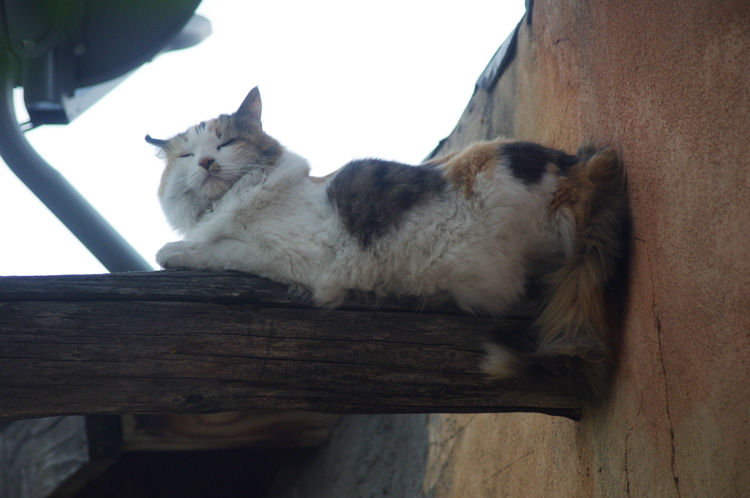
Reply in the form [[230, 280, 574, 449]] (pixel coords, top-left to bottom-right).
[[0, 0, 525, 276]]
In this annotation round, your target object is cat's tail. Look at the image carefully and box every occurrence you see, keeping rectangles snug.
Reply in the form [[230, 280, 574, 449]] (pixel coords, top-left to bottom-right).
[[482, 145, 629, 399]]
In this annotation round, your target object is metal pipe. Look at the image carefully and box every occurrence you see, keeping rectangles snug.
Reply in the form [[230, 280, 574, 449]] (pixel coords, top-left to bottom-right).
[[0, 51, 152, 272]]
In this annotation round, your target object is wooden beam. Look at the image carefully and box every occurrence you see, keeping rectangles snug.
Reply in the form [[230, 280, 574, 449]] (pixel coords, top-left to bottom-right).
[[121, 411, 340, 451], [0, 270, 581, 420]]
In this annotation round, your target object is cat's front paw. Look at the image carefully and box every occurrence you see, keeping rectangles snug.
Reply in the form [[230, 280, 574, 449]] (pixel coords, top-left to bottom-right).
[[156, 241, 194, 269], [312, 285, 347, 309]]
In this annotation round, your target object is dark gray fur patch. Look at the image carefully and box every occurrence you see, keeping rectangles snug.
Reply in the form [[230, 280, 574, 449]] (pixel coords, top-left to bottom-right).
[[501, 142, 578, 185], [327, 159, 447, 248]]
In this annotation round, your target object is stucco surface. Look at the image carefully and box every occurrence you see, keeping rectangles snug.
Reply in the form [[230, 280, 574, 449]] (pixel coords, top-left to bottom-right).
[[426, 1, 749, 497], [268, 1, 749, 497]]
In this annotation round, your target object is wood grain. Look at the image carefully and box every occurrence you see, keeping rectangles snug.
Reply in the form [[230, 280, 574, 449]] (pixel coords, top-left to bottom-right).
[[122, 411, 339, 451], [0, 270, 581, 420]]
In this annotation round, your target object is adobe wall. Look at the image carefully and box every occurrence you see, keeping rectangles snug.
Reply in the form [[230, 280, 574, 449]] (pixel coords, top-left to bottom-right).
[[269, 1, 749, 497], [426, 1, 749, 496]]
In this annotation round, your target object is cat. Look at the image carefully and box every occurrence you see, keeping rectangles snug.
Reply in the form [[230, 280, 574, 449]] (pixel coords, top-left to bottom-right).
[[146, 87, 628, 397]]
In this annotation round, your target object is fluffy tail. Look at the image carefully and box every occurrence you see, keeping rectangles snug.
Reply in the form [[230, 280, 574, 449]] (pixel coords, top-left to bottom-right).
[[483, 145, 629, 399]]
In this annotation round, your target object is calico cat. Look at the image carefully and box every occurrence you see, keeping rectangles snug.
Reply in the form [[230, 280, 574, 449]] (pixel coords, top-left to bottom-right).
[[147, 87, 628, 396]]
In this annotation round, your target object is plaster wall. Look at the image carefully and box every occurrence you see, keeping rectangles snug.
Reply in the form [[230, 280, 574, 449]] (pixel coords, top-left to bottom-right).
[[427, 1, 749, 496]]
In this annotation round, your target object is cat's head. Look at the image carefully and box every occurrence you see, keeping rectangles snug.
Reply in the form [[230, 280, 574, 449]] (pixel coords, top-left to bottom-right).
[[147, 87, 282, 232]]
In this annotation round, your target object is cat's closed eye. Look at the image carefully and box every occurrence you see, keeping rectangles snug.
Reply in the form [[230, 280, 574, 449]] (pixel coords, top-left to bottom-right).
[[179, 153, 194, 158], [218, 138, 238, 150]]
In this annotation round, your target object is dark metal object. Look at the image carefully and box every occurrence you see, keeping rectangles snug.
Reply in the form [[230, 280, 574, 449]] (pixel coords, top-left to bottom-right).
[[1, 0, 206, 126], [0, 0, 210, 272], [0, 51, 152, 272]]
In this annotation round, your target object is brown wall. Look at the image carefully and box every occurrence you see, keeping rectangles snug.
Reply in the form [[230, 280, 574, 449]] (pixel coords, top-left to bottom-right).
[[425, 1, 750, 496]]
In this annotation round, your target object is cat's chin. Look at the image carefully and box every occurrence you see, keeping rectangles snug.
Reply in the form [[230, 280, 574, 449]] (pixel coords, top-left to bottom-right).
[[202, 174, 224, 185], [200, 175, 230, 197]]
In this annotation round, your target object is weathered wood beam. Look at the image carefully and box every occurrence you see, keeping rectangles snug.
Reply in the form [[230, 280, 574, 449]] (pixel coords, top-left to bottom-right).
[[121, 411, 340, 451], [0, 270, 581, 420]]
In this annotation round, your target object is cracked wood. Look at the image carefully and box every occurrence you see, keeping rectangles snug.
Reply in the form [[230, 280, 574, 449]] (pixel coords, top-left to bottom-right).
[[0, 270, 581, 421]]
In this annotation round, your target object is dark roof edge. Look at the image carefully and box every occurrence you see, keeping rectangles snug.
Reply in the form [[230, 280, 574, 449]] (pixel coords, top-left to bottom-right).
[[475, 19, 521, 92]]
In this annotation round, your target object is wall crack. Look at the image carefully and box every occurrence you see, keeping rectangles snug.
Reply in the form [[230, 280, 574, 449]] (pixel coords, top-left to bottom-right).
[[483, 449, 536, 483], [624, 425, 633, 497], [655, 307, 681, 498], [636, 236, 682, 498]]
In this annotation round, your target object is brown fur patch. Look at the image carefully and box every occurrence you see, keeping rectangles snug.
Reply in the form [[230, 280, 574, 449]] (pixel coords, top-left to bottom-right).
[[421, 151, 459, 167], [535, 147, 628, 398], [210, 121, 222, 139], [438, 140, 502, 197], [549, 148, 621, 227], [549, 169, 595, 228], [158, 159, 175, 198], [234, 131, 282, 167]]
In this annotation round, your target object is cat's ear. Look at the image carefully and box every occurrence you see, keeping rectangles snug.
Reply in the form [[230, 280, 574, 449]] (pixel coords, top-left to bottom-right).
[[236, 87, 262, 125], [145, 135, 168, 148]]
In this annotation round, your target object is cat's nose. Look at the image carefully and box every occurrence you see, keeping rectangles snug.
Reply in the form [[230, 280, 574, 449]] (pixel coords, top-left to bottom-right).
[[199, 157, 215, 170]]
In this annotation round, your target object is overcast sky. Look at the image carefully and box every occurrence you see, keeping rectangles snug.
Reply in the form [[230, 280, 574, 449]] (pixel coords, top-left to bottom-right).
[[0, 0, 525, 276]]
